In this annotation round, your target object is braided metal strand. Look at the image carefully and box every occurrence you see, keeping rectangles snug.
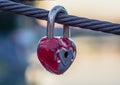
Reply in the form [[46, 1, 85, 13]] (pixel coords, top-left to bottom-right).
[[0, 0, 120, 35]]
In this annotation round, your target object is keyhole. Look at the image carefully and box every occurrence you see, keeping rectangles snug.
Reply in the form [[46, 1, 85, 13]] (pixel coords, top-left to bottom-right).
[[64, 51, 68, 58]]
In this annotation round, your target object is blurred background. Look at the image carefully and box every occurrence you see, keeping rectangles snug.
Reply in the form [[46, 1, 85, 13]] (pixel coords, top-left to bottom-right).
[[0, 0, 120, 85]]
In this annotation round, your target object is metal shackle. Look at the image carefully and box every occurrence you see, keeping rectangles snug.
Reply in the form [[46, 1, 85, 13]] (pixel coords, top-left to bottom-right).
[[47, 6, 70, 39]]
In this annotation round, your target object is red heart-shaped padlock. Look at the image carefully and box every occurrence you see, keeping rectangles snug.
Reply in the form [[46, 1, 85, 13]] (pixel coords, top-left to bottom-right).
[[37, 37, 76, 74], [37, 6, 76, 75]]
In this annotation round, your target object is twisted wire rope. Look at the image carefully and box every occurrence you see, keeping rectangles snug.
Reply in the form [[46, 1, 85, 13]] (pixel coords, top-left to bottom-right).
[[0, 0, 120, 35]]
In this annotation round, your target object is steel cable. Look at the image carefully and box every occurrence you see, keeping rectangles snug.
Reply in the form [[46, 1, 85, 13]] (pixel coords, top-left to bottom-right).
[[0, 0, 120, 35]]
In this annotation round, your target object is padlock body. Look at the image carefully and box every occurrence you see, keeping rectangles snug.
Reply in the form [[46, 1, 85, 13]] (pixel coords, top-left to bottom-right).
[[37, 37, 76, 74]]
